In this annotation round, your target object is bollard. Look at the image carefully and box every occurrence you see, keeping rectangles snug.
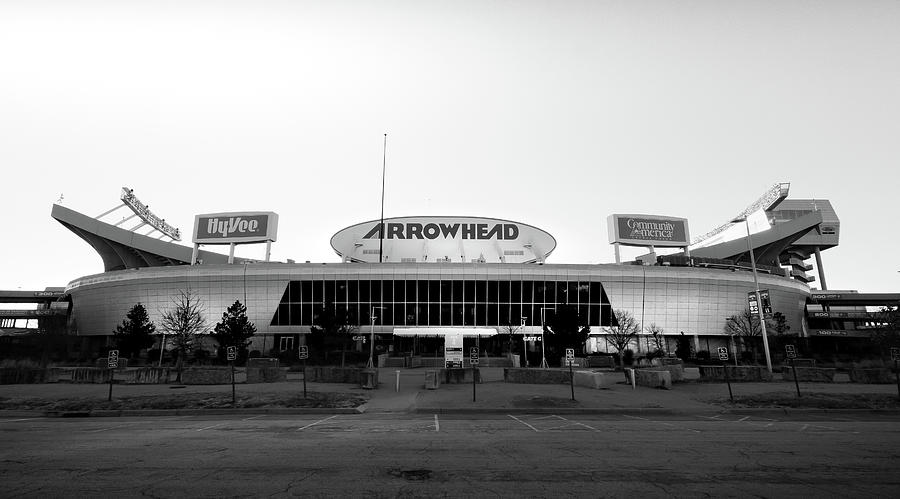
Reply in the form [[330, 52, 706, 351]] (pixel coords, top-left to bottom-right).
[[395, 370, 400, 392]]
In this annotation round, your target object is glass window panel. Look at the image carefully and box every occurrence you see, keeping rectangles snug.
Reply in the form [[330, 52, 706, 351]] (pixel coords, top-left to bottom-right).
[[498, 303, 511, 326], [288, 304, 302, 325], [336, 303, 347, 320], [371, 280, 382, 302], [359, 280, 370, 302], [429, 304, 440, 325], [510, 304, 522, 326], [393, 280, 404, 303], [487, 281, 498, 303], [534, 280, 545, 303], [499, 281, 510, 304], [429, 281, 440, 303], [312, 280, 323, 303], [301, 281, 313, 303], [417, 280, 428, 303], [464, 280, 475, 303], [276, 304, 290, 325], [544, 281, 556, 305], [380, 305, 392, 325], [578, 305, 589, 325], [440, 280, 452, 303], [303, 303, 312, 326], [347, 303, 359, 326], [522, 281, 533, 304], [601, 304, 612, 326], [336, 280, 347, 303], [407, 280, 417, 303], [453, 304, 464, 325], [464, 304, 475, 326], [488, 303, 498, 325], [416, 304, 428, 326], [475, 304, 485, 326], [312, 303, 324, 324], [288, 282, 302, 303], [511, 281, 521, 305], [475, 280, 486, 303], [452, 280, 463, 302], [524, 304, 537, 327], [589, 282, 603, 304], [348, 280, 358, 303], [567, 281, 578, 305], [440, 304, 451, 325], [382, 280, 393, 302], [589, 304, 600, 326], [578, 282, 590, 304], [393, 303, 404, 326]]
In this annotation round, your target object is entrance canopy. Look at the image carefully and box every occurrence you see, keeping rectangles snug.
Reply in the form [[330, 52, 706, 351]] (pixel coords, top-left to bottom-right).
[[392, 327, 498, 338]]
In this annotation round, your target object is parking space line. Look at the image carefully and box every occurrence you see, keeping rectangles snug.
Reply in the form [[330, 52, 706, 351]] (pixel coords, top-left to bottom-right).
[[87, 423, 135, 433], [508, 415, 540, 432], [625, 415, 701, 434], [242, 415, 265, 421], [0, 418, 35, 423], [197, 422, 227, 432], [295, 415, 338, 432], [434, 414, 439, 432]]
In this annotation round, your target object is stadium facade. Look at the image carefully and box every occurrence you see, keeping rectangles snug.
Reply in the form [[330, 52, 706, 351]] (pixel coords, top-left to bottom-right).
[[49, 183, 843, 362]]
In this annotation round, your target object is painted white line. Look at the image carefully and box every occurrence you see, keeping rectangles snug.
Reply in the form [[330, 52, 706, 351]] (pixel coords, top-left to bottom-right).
[[0, 418, 35, 423], [433, 414, 440, 432], [535, 415, 566, 421], [738, 416, 750, 422], [87, 423, 134, 433], [575, 422, 599, 431], [296, 415, 338, 432], [508, 415, 540, 432], [800, 424, 809, 432], [625, 415, 701, 434], [242, 415, 264, 421], [197, 422, 227, 432]]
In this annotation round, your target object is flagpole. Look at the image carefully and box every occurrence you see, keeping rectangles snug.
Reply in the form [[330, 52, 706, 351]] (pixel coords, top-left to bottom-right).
[[379, 133, 387, 263]]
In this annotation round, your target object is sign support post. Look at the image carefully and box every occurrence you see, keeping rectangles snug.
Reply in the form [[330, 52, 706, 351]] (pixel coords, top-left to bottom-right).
[[107, 350, 118, 402], [786, 345, 800, 398], [227, 346, 237, 404], [717, 347, 732, 402], [566, 348, 575, 401], [299, 345, 309, 398], [470, 347, 479, 402]]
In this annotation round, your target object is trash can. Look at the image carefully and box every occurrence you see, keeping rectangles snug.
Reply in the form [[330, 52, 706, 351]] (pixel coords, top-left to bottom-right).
[[424, 370, 440, 390], [361, 368, 378, 390]]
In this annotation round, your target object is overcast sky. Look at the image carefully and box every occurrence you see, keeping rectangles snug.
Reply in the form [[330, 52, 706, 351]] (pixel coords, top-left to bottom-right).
[[1, 0, 898, 294]]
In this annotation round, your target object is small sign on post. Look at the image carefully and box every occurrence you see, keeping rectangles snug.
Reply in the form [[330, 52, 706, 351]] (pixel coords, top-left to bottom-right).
[[891, 347, 900, 401], [786, 345, 801, 398], [717, 347, 729, 362], [227, 346, 237, 361], [227, 346, 237, 404], [566, 348, 576, 401], [785, 345, 797, 359]]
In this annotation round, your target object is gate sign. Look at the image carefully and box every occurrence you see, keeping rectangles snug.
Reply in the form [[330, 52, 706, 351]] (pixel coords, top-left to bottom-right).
[[469, 347, 479, 365], [227, 346, 237, 361], [108, 350, 119, 368], [785, 345, 797, 359], [759, 289, 773, 318], [891, 347, 899, 361], [717, 347, 728, 361], [298, 345, 309, 360], [748, 292, 760, 315]]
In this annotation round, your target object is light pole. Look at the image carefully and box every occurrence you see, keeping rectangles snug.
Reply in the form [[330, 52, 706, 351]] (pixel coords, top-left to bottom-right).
[[732, 216, 773, 373], [540, 307, 555, 368], [367, 306, 385, 368]]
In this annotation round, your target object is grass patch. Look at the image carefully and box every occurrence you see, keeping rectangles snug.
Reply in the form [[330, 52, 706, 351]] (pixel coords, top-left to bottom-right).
[[719, 392, 900, 409], [0, 391, 368, 412]]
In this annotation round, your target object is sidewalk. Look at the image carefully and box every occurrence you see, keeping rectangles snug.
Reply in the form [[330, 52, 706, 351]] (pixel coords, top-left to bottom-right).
[[1, 367, 898, 416]]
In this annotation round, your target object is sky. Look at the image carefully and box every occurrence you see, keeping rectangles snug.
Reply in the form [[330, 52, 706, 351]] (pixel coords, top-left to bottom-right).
[[1, 0, 898, 294]]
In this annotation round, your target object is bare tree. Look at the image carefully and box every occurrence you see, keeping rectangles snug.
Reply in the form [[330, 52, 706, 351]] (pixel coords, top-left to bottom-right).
[[158, 289, 208, 382], [724, 308, 778, 363], [646, 323, 666, 356], [604, 309, 640, 369]]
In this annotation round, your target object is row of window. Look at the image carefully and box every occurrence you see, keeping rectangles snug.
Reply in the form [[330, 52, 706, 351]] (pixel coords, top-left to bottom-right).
[[276, 279, 610, 306], [270, 301, 612, 327]]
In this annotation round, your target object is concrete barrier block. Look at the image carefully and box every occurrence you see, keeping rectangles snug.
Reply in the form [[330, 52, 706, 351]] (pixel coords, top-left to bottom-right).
[[573, 370, 615, 389], [246, 367, 286, 383], [849, 368, 895, 384], [782, 367, 835, 382], [424, 370, 440, 389], [698, 366, 773, 382], [180, 367, 232, 385], [441, 368, 481, 384], [634, 369, 671, 389], [247, 358, 279, 368]]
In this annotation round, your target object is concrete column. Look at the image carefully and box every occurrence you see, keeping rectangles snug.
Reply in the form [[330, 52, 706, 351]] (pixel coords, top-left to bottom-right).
[[814, 247, 827, 290], [228, 243, 235, 264]]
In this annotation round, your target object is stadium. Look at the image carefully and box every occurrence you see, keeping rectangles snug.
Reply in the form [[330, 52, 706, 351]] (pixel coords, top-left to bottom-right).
[[11, 181, 886, 367]]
